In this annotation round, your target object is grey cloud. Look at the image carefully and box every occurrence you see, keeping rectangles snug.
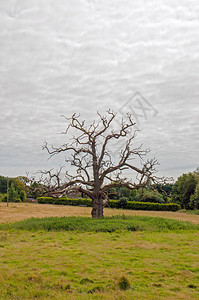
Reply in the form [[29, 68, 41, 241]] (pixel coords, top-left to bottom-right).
[[0, 0, 199, 177]]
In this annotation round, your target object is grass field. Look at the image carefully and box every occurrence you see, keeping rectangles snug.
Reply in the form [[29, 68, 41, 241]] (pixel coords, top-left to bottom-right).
[[0, 202, 199, 224], [0, 203, 199, 299]]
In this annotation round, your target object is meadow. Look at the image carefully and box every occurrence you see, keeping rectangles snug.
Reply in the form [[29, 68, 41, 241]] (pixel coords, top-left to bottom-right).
[[0, 203, 199, 299]]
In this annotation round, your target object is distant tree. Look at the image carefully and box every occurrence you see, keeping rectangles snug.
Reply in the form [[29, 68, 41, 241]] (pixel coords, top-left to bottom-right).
[[9, 183, 21, 202], [19, 176, 46, 199], [190, 182, 199, 209], [35, 111, 167, 218], [134, 188, 165, 203], [26, 181, 46, 199], [171, 173, 197, 209], [108, 186, 137, 200], [0, 176, 26, 197], [13, 178, 26, 192], [156, 183, 173, 196], [0, 176, 8, 194], [19, 190, 26, 202]]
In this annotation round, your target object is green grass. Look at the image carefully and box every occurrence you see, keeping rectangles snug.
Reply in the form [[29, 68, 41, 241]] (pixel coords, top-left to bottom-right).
[[186, 210, 199, 215], [1, 215, 198, 232], [0, 216, 198, 299], [179, 209, 199, 215], [0, 229, 198, 299]]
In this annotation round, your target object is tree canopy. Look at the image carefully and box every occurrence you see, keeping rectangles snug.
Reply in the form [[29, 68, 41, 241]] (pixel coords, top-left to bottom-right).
[[171, 172, 198, 209]]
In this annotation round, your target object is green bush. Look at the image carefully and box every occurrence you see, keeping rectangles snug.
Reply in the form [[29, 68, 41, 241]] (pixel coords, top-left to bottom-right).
[[37, 197, 93, 206], [2, 196, 21, 203], [0, 193, 7, 202], [118, 197, 128, 208], [37, 197, 180, 211], [125, 201, 180, 211]]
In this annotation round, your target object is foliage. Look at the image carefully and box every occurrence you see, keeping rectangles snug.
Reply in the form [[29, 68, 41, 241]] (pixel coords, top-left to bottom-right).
[[19, 190, 26, 202], [0, 176, 26, 202], [117, 196, 128, 208], [189, 182, 199, 209], [37, 197, 91, 206], [134, 188, 165, 203], [155, 183, 173, 196], [172, 173, 197, 209], [26, 181, 46, 199], [37, 197, 180, 211], [108, 186, 137, 200], [12, 178, 26, 192], [1, 183, 26, 203], [125, 201, 179, 211], [0, 193, 7, 202], [0, 176, 8, 194], [1, 215, 198, 232], [109, 186, 169, 203], [9, 183, 21, 202]]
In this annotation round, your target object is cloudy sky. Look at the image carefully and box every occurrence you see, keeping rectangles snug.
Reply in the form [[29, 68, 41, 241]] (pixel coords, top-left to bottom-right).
[[0, 0, 199, 180]]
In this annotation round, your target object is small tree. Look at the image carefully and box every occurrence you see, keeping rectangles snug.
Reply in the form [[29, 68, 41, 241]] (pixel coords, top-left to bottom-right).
[[38, 111, 166, 218], [9, 183, 20, 202], [19, 190, 26, 202]]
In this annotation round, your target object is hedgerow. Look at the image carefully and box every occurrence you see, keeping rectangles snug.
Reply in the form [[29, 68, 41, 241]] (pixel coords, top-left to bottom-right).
[[37, 197, 180, 211]]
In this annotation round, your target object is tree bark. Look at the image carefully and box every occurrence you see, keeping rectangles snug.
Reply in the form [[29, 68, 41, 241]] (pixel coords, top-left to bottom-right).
[[91, 196, 104, 218]]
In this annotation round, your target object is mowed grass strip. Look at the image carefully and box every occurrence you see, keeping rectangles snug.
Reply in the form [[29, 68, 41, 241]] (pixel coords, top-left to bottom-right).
[[0, 229, 198, 299], [1, 215, 198, 232]]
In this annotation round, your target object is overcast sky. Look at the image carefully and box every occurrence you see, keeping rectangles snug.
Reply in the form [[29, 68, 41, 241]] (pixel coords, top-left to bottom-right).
[[0, 0, 199, 180]]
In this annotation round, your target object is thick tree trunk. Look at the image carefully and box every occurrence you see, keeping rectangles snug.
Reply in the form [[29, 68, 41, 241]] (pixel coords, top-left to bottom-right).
[[91, 196, 104, 218]]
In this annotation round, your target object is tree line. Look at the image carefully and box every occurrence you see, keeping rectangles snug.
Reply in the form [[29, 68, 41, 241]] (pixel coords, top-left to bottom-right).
[[0, 170, 198, 210]]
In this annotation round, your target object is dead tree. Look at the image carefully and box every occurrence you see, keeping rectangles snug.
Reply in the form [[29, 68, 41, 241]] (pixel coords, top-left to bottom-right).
[[40, 110, 165, 218]]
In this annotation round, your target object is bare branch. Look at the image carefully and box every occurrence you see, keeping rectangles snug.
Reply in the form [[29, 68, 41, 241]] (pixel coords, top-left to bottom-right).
[[36, 110, 168, 218]]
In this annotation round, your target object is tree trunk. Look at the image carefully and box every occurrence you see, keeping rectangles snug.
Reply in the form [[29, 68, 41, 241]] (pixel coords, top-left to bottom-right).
[[91, 196, 104, 218]]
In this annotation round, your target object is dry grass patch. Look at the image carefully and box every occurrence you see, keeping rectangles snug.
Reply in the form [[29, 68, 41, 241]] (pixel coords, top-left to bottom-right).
[[0, 202, 199, 224]]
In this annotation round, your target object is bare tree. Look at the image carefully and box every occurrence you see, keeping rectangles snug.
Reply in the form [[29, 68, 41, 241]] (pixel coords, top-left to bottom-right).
[[39, 110, 165, 218]]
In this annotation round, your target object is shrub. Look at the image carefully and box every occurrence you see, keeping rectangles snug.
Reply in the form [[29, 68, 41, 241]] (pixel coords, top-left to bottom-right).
[[37, 197, 180, 211], [1, 194, 21, 202], [0, 193, 7, 202], [124, 201, 180, 211], [37, 197, 93, 207], [118, 197, 128, 208], [19, 190, 26, 202]]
